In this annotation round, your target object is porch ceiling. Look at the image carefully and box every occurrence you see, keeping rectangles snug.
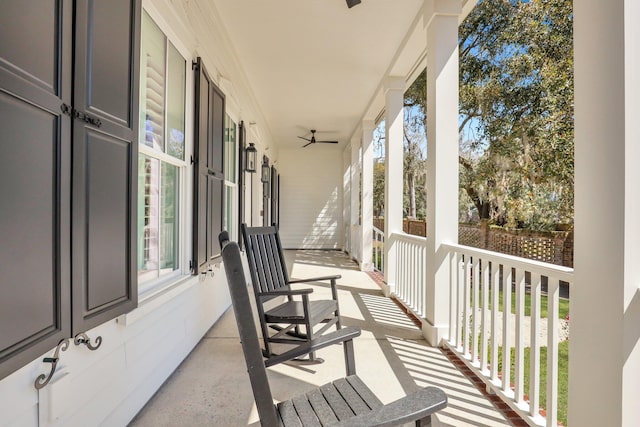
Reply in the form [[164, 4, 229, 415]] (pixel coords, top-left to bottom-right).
[[211, 0, 426, 150]]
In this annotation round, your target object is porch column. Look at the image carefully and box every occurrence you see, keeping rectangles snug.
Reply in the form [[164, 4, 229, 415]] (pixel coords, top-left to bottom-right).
[[383, 77, 405, 296], [571, 1, 640, 425], [360, 120, 375, 271], [350, 136, 361, 261], [423, 0, 460, 345], [343, 147, 351, 252]]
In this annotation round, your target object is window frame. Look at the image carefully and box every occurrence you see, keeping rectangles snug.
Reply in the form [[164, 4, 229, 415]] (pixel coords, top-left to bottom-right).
[[224, 113, 239, 242], [137, 5, 194, 297]]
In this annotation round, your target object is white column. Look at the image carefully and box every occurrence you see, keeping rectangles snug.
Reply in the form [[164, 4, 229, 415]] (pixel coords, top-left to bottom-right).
[[423, 0, 460, 346], [571, 1, 640, 425], [343, 147, 351, 253], [351, 136, 361, 261], [383, 77, 405, 296], [360, 120, 375, 271]]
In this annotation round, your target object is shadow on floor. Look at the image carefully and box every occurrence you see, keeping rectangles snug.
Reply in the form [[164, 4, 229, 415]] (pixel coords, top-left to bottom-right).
[[129, 250, 513, 427]]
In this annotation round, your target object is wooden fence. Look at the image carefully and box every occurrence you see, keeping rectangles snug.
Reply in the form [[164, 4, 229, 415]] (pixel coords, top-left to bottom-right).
[[373, 218, 573, 267]]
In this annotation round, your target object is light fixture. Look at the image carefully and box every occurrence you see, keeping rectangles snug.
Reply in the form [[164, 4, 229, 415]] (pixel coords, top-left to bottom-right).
[[346, 0, 361, 8], [245, 143, 257, 173], [261, 156, 270, 184]]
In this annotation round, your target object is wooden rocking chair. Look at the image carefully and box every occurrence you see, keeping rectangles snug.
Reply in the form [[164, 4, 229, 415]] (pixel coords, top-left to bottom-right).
[[219, 232, 448, 426], [241, 223, 342, 361]]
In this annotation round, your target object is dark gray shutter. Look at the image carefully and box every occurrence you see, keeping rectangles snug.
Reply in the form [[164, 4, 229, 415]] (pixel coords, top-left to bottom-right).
[[0, 0, 73, 380], [271, 167, 279, 227], [71, 0, 141, 333], [193, 58, 225, 274], [237, 121, 246, 248]]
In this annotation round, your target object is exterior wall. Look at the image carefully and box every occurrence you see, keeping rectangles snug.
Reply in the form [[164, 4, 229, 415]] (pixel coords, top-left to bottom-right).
[[0, 0, 267, 425], [278, 148, 345, 249], [0, 273, 230, 427]]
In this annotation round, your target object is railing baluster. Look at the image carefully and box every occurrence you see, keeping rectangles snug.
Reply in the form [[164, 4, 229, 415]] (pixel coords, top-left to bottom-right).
[[457, 251, 465, 350], [530, 273, 542, 417], [490, 261, 500, 383], [472, 256, 480, 365], [449, 250, 457, 346], [463, 255, 472, 357], [481, 259, 490, 374], [547, 278, 560, 427], [514, 268, 526, 405], [502, 264, 512, 394]]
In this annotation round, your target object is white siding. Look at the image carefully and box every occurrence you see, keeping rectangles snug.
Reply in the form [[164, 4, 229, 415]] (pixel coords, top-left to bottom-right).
[[0, 0, 270, 425], [278, 148, 344, 249]]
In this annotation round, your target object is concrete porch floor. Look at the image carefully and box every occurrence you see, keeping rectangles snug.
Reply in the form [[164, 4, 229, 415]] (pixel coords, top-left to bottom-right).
[[129, 250, 517, 427]]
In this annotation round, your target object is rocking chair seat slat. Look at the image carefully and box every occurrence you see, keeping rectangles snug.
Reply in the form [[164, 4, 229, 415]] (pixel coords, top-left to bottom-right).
[[291, 395, 322, 427], [278, 399, 303, 427], [332, 377, 375, 415], [265, 300, 338, 323], [306, 388, 340, 425], [318, 382, 356, 421]]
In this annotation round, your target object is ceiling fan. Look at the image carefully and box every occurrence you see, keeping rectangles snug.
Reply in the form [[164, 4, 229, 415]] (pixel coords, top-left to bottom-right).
[[298, 129, 339, 148]]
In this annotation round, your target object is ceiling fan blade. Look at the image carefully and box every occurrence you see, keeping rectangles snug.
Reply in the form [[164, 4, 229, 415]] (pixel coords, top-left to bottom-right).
[[302, 141, 314, 148], [298, 136, 312, 142], [316, 140, 339, 144]]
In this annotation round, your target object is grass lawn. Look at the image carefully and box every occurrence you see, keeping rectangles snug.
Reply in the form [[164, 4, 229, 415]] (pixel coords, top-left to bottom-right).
[[497, 340, 569, 426], [470, 287, 569, 319], [500, 290, 570, 320]]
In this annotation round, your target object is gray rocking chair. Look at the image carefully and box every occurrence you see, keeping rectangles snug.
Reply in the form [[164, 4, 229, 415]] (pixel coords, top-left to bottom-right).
[[241, 223, 341, 361], [219, 232, 448, 426]]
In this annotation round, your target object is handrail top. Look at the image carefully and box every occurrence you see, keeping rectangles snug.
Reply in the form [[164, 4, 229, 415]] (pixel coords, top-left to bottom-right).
[[443, 242, 574, 282], [389, 231, 427, 244]]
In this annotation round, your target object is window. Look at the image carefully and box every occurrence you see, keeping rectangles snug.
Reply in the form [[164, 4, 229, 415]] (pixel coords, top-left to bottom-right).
[[224, 115, 238, 240], [138, 11, 187, 290]]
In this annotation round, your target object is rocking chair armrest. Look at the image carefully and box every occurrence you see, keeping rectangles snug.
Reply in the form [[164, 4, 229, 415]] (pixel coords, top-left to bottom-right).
[[264, 326, 361, 368], [289, 275, 341, 301], [336, 386, 447, 427], [288, 275, 341, 285], [257, 289, 314, 298]]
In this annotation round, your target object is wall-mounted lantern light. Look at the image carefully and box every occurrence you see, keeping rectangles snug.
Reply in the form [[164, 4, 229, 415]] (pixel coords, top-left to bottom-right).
[[245, 143, 257, 173], [261, 156, 270, 184]]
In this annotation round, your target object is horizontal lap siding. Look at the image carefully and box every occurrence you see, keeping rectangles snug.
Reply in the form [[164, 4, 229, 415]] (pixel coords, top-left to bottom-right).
[[278, 149, 344, 249]]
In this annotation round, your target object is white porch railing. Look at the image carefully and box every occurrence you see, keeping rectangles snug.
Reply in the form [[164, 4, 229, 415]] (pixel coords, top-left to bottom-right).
[[372, 225, 384, 273], [389, 232, 427, 318], [442, 243, 573, 427], [380, 233, 573, 426]]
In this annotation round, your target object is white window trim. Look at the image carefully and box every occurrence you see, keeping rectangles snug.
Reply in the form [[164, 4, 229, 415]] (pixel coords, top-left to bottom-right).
[[138, 4, 195, 297], [224, 114, 239, 241]]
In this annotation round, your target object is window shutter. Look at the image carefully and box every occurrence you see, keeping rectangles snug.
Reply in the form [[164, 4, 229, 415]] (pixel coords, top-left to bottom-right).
[[0, 0, 73, 381], [193, 58, 225, 274], [71, 0, 141, 334], [238, 121, 246, 249]]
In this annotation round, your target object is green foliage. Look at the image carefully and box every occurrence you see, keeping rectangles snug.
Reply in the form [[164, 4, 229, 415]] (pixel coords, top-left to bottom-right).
[[381, 0, 574, 229], [458, 0, 574, 230], [373, 160, 386, 217]]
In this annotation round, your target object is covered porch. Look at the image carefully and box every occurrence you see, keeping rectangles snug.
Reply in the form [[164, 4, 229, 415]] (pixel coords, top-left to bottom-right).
[[1, 0, 639, 426], [130, 250, 518, 427]]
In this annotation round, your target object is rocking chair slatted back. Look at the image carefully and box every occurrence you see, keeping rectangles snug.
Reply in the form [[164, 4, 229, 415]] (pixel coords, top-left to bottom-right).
[[244, 225, 290, 296]]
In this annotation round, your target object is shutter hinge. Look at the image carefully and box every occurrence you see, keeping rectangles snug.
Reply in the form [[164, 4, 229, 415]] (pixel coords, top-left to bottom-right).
[[190, 155, 195, 165], [74, 332, 102, 351], [60, 103, 102, 128], [34, 339, 70, 390], [192, 60, 199, 71], [61, 103, 73, 117]]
